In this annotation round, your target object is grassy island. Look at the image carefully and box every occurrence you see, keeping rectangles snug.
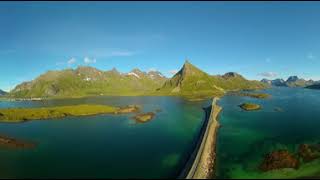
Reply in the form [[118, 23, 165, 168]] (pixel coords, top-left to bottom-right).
[[0, 104, 140, 122], [239, 103, 261, 111], [242, 93, 270, 99], [229, 92, 270, 99]]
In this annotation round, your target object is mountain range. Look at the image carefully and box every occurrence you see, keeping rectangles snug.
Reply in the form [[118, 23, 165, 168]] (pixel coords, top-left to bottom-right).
[[0, 89, 7, 96], [261, 76, 316, 88], [7, 60, 268, 99]]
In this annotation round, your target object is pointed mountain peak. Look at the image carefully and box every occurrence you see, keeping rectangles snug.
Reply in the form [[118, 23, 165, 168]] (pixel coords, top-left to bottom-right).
[[131, 68, 143, 73], [111, 67, 119, 73], [286, 76, 299, 82], [132, 68, 148, 76], [178, 60, 206, 77], [183, 59, 193, 67]]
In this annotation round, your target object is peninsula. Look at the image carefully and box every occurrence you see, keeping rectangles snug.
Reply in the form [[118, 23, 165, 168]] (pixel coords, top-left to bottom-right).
[[0, 104, 140, 122]]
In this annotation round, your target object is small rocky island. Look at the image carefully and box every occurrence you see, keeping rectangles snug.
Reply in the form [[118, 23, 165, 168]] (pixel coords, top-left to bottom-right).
[[133, 112, 156, 123], [239, 103, 261, 111], [0, 104, 140, 122]]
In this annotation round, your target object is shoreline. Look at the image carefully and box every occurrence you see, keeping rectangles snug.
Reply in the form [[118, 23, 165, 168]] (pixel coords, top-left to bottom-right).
[[0, 104, 140, 122], [0, 134, 36, 149], [179, 97, 222, 179]]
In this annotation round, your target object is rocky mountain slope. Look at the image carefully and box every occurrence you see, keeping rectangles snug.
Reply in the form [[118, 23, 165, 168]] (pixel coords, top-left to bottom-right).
[[158, 61, 268, 98], [261, 76, 314, 87]]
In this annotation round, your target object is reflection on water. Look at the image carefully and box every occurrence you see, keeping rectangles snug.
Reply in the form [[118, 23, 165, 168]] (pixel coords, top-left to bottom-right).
[[0, 96, 209, 178]]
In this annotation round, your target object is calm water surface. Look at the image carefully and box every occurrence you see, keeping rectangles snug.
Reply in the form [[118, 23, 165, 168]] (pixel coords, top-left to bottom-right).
[[216, 87, 320, 178], [0, 96, 210, 178]]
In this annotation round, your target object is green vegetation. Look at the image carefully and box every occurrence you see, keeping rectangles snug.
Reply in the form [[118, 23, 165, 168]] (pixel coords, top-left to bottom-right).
[[7, 61, 268, 100], [133, 112, 156, 123], [157, 61, 268, 99], [0, 104, 140, 122], [239, 103, 261, 111], [231, 92, 271, 99], [8, 67, 167, 98]]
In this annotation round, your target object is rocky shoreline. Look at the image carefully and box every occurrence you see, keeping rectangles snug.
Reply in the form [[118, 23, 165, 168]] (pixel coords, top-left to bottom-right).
[[0, 134, 36, 149]]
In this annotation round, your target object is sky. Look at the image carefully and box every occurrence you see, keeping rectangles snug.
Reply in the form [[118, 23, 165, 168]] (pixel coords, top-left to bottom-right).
[[1, 2, 320, 91]]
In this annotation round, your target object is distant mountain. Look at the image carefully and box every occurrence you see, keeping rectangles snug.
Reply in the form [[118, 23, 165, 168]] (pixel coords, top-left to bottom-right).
[[158, 61, 268, 98], [9, 66, 167, 98], [261, 76, 314, 87], [0, 89, 7, 96], [261, 79, 272, 85]]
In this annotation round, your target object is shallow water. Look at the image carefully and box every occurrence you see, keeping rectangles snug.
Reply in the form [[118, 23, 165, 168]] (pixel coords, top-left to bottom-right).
[[0, 96, 210, 178], [216, 87, 320, 179]]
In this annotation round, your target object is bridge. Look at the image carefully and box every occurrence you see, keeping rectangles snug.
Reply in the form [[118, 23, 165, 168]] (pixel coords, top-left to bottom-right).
[[178, 97, 222, 179]]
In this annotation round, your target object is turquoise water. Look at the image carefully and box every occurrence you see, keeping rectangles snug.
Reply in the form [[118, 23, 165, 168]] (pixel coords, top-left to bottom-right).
[[216, 87, 320, 178], [0, 96, 209, 178]]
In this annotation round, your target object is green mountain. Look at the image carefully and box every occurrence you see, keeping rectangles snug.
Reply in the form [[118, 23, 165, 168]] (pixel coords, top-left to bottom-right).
[[9, 66, 167, 98], [157, 61, 268, 98], [9, 60, 268, 99]]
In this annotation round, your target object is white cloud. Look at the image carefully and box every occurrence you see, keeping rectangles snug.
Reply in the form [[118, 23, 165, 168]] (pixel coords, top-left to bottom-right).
[[169, 69, 178, 75], [67, 57, 76, 65], [258, 72, 278, 78], [307, 53, 316, 60], [84, 57, 96, 64]]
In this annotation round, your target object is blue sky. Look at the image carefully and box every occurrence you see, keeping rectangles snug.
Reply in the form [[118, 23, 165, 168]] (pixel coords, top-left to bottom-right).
[[1, 2, 320, 91]]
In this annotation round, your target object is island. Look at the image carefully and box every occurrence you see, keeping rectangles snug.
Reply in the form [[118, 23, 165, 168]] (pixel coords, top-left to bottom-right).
[[229, 92, 270, 99], [133, 112, 156, 123], [0, 104, 140, 122], [239, 103, 261, 111]]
